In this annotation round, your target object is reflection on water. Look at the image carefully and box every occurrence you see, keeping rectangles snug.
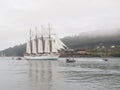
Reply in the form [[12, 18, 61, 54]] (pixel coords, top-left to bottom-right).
[[27, 60, 55, 90], [0, 58, 120, 90]]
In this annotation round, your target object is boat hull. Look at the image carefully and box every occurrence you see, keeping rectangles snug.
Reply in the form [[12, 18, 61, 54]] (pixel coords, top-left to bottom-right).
[[24, 55, 59, 60]]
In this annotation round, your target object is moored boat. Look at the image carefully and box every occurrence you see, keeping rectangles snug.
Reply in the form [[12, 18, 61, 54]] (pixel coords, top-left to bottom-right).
[[66, 58, 76, 63]]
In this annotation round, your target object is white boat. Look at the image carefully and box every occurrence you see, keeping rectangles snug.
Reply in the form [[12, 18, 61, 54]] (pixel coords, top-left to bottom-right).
[[0, 51, 6, 57], [24, 24, 67, 60]]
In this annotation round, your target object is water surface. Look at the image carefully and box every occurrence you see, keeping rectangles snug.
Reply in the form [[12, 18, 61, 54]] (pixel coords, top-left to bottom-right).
[[0, 57, 120, 90]]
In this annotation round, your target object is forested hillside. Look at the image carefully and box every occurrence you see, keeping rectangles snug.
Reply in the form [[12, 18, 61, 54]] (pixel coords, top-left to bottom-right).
[[0, 44, 26, 56]]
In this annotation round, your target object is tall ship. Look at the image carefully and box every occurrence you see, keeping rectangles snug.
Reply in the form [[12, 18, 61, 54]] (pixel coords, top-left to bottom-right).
[[24, 24, 67, 60]]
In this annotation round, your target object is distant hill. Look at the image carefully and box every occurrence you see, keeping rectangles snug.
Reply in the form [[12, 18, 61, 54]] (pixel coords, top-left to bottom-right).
[[0, 44, 26, 56], [0, 30, 120, 56], [62, 30, 120, 49]]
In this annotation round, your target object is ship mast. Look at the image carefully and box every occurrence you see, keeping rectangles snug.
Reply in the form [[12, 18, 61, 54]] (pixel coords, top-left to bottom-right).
[[41, 25, 45, 54], [49, 24, 52, 53], [35, 27, 38, 54], [29, 29, 32, 54]]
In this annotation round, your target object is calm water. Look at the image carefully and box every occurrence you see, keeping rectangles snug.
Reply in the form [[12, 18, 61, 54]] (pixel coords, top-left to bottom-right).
[[0, 57, 120, 90]]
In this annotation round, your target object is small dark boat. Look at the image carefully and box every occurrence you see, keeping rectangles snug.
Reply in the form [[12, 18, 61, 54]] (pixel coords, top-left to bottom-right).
[[103, 58, 108, 61], [16, 57, 22, 60], [66, 58, 76, 63]]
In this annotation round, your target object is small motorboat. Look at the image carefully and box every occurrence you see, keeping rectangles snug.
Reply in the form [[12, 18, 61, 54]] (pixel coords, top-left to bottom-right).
[[102, 58, 108, 61], [16, 57, 22, 60], [66, 58, 76, 63]]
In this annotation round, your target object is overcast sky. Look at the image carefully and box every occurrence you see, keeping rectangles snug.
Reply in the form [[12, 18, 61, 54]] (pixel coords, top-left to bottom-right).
[[0, 0, 120, 50]]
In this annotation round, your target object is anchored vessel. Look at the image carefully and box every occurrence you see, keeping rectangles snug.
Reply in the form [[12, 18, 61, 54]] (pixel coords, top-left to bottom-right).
[[24, 25, 67, 60]]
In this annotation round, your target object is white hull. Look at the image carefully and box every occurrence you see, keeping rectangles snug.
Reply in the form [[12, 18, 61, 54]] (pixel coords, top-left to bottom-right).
[[24, 54, 59, 60]]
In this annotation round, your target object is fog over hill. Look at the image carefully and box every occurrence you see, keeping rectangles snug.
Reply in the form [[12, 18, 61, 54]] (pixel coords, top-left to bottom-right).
[[62, 29, 120, 49], [79, 29, 120, 37]]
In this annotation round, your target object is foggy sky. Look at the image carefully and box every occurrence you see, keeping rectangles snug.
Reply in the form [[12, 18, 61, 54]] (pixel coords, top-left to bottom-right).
[[0, 0, 120, 50]]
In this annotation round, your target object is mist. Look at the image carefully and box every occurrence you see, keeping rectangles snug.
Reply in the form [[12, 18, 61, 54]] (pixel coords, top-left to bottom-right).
[[0, 0, 120, 50]]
